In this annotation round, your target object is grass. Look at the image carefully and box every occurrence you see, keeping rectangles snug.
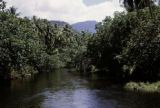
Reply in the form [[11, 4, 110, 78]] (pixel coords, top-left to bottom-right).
[[124, 81, 160, 93]]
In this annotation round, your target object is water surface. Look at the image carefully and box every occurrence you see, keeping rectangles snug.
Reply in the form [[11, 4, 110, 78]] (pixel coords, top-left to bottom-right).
[[0, 69, 160, 108]]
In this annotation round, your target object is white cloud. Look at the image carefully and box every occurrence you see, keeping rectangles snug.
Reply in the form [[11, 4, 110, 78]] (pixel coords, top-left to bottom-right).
[[5, 0, 124, 24]]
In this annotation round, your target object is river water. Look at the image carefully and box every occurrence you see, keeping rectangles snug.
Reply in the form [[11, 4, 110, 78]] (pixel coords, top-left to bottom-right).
[[0, 69, 160, 108]]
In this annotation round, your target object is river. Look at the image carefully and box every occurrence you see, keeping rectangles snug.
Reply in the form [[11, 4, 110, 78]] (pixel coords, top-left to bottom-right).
[[0, 69, 160, 108]]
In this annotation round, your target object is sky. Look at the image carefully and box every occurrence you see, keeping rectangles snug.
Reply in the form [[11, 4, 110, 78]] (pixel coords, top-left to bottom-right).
[[5, 0, 124, 24], [83, 0, 110, 6]]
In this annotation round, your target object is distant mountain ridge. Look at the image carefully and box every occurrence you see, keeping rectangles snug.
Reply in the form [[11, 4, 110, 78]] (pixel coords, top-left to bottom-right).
[[50, 20, 69, 27], [72, 21, 97, 33], [50, 20, 97, 33]]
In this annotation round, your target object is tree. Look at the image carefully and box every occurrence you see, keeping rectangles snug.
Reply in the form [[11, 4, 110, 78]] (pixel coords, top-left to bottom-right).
[[121, 0, 157, 11], [7, 6, 19, 16], [0, 0, 6, 11], [121, 0, 160, 18]]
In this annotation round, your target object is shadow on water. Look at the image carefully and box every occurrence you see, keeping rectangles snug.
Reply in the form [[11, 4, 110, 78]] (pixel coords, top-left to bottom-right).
[[0, 68, 160, 108]]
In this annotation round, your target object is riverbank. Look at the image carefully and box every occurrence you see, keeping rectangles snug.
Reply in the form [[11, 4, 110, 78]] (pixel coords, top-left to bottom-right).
[[124, 81, 160, 93]]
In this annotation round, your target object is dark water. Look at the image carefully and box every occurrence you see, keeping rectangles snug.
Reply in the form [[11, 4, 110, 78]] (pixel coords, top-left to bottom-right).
[[0, 69, 160, 108]]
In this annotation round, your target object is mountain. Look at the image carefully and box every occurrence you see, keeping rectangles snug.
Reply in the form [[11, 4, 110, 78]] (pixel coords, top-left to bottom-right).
[[72, 21, 97, 33], [50, 20, 69, 27], [50, 20, 97, 33], [49, 20, 81, 35]]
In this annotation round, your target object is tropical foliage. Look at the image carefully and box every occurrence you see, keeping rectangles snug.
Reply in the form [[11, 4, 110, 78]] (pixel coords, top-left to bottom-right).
[[0, 0, 89, 80], [86, 5, 160, 81], [1, 0, 160, 83]]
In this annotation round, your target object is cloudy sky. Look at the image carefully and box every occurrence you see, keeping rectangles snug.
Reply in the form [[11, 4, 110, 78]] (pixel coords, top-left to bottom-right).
[[5, 0, 124, 24]]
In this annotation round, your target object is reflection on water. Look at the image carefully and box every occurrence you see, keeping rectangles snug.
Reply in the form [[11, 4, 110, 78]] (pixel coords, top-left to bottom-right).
[[0, 69, 160, 108]]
